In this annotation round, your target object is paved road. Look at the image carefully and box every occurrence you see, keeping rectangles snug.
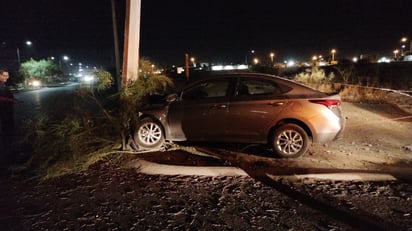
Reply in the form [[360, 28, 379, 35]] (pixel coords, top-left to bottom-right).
[[13, 83, 79, 123], [0, 83, 80, 164]]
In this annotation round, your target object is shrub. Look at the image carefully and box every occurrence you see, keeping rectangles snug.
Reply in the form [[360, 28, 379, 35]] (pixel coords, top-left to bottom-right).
[[17, 58, 174, 179], [293, 67, 334, 84]]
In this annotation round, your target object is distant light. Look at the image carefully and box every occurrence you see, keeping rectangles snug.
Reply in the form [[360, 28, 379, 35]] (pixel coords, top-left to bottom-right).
[[286, 60, 295, 67], [352, 57, 358, 63], [26, 41, 32, 46], [237, 64, 248, 70], [83, 75, 95, 83], [377, 57, 391, 63], [177, 67, 184, 74], [211, 64, 249, 71], [212, 65, 223, 71], [30, 80, 41, 87]]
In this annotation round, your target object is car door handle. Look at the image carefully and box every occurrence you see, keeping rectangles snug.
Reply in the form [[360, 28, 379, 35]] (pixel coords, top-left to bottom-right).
[[215, 104, 228, 109], [268, 102, 284, 106]]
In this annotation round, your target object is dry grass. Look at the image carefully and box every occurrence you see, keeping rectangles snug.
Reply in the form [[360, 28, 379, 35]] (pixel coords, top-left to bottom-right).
[[309, 83, 412, 114], [339, 85, 389, 103]]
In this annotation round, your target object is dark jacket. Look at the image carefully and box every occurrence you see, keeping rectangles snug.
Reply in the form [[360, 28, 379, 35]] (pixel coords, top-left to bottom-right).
[[0, 82, 14, 121]]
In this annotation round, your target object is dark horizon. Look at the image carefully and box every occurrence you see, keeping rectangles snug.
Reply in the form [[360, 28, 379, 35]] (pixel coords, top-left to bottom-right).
[[2, 0, 412, 68]]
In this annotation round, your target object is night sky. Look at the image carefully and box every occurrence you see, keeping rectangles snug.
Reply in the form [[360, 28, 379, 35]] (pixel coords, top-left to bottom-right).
[[2, 0, 411, 68]]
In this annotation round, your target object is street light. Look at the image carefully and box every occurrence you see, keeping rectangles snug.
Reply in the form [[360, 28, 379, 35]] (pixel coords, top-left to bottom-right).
[[331, 49, 336, 63], [59, 55, 70, 71], [393, 49, 399, 60], [245, 50, 255, 65], [190, 57, 196, 67], [269, 52, 275, 64], [312, 55, 318, 66], [400, 37, 409, 54], [16, 40, 32, 66]]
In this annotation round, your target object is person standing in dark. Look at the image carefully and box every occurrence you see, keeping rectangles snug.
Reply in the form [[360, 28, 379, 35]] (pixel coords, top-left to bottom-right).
[[0, 69, 15, 159]]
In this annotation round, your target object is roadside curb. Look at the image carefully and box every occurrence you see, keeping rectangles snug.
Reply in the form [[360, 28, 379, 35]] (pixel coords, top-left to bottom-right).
[[124, 158, 412, 182], [125, 158, 248, 176]]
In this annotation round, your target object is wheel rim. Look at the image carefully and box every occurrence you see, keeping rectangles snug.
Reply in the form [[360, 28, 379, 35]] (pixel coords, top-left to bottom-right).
[[276, 129, 304, 155], [138, 122, 162, 145]]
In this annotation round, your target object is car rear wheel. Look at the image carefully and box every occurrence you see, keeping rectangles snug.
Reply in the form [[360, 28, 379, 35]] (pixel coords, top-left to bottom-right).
[[134, 118, 165, 150], [271, 123, 310, 158]]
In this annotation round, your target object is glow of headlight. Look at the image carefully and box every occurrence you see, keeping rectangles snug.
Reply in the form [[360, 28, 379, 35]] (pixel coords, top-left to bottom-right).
[[32, 80, 41, 87], [84, 75, 94, 82]]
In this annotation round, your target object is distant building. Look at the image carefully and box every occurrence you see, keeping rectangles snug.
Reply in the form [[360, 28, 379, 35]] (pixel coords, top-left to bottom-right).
[[403, 52, 412, 61]]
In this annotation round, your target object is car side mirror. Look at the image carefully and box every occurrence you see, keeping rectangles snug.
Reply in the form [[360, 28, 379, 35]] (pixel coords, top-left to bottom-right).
[[166, 93, 178, 103]]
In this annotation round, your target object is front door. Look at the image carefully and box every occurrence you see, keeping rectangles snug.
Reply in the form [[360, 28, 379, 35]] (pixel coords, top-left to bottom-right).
[[167, 78, 233, 141]]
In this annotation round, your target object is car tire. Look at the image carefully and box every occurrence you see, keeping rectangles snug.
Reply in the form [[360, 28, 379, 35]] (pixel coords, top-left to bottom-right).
[[134, 118, 165, 150], [271, 123, 310, 158]]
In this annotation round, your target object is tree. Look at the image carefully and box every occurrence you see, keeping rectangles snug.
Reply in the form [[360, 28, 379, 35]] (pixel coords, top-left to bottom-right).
[[19, 59, 57, 83], [77, 57, 174, 151], [116, 57, 174, 150]]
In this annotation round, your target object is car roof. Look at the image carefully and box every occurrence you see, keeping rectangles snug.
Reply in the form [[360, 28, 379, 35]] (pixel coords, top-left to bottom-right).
[[184, 72, 323, 92]]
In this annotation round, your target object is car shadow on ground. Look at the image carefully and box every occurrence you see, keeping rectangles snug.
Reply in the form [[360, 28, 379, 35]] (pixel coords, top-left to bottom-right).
[[171, 141, 281, 159]]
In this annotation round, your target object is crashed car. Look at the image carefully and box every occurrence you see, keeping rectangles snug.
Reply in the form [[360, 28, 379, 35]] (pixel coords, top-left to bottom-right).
[[135, 73, 345, 158]]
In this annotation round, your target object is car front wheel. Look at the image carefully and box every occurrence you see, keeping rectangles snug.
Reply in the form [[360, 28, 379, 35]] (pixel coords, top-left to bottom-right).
[[271, 124, 310, 158], [134, 118, 165, 150]]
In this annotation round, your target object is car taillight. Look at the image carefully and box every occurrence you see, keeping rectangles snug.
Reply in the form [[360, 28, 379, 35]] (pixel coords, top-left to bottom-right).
[[309, 99, 341, 108]]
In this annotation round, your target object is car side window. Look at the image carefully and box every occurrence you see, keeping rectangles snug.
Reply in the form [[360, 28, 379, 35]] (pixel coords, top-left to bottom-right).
[[237, 78, 284, 97], [182, 79, 230, 100]]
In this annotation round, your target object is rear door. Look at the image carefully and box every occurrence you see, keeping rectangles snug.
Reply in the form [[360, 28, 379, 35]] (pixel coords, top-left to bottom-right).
[[227, 77, 291, 143]]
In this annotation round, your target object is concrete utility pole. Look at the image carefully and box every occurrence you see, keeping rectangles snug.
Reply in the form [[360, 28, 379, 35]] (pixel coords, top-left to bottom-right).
[[122, 0, 141, 88], [185, 53, 189, 80], [111, 0, 121, 91]]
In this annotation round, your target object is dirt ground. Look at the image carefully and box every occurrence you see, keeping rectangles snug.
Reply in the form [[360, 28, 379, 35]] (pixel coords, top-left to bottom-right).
[[1, 95, 412, 230]]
